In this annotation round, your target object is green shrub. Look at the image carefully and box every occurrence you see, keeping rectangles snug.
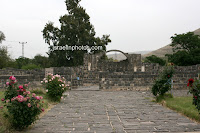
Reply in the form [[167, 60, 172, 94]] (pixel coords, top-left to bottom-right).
[[152, 65, 174, 96], [42, 73, 69, 102], [1, 76, 44, 130], [5, 93, 43, 130], [188, 78, 200, 114], [21, 64, 40, 70]]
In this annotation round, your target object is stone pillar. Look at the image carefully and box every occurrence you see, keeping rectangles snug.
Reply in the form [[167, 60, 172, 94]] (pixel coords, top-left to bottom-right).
[[45, 68, 54, 77]]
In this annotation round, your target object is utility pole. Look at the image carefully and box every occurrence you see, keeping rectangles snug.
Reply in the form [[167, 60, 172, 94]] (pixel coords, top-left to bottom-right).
[[19, 42, 27, 58]]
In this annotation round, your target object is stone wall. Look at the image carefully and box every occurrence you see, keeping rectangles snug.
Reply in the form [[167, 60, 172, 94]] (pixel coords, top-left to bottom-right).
[[99, 64, 200, 90], [0, 68, 45, 88], [0, 52, 200, 90]]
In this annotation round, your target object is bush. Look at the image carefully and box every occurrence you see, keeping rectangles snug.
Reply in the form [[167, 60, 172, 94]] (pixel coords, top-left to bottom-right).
[[152, 65, 174, 96], [1, 76, 44, 130], [21, 64, 40, 70], [144, 55, 166, 66], [42, 73, 69, 102], [188, 78, 200, 114]]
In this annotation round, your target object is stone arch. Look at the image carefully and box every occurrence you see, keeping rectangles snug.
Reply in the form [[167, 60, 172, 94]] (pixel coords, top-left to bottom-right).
[[105, 50, 129, 59]]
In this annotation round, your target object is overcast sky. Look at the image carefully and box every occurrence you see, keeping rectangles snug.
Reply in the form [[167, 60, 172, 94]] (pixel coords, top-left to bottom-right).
[[1, 0, 200, 58]]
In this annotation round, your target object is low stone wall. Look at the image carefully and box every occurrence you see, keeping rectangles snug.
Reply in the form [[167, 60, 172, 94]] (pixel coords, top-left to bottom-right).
[[0, 68, 45, 88], [99, 65, 200, 90]]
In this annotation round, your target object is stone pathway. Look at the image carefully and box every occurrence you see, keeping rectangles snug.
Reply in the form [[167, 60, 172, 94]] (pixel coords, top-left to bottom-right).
[[29, 89, 200, 133]]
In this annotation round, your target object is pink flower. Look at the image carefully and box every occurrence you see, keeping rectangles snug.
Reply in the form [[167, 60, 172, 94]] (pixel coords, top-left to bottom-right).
[[61, 97, 64, 99], [26, 91, 30, 95], [40, 96, 43, 100], [11, 97, 16, 102], [45, 80, 48, 83], [19, 85, 23, 89], [46, 90, 48, 92], [32, 93, 36, 97], [41, 108, 45, 112], [9, 76, 16, 81], [41, 81, 43, 83], [37, 104, 40, 108], [6, 82, 9, 86], [16, 95, 24, 102], [1, 98, 5, 101], [17, 95, 23, 98], [6, 100, 9, 103], [27, 103, 31, 108], [25, 84, 28, 87], [0, 106, 3, 109], [35, 96, 40, 100], [23, 92, 27, 95], [26, 97, 30, 100]]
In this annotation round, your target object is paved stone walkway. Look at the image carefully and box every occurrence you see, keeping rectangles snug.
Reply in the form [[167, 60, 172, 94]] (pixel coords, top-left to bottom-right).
[[29, 90, 200, 133]]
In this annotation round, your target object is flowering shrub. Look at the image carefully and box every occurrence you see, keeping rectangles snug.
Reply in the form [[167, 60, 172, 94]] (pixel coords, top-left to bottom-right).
[[4, 76, 18, 101], [152, 66, 174, 96], [187, 78, 200, 113], [1, 76, 44, 130], [41, 73, 69, 102]]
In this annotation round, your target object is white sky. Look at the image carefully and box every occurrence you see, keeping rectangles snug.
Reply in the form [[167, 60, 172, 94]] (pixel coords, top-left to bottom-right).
[[1, 0, 200, 58]]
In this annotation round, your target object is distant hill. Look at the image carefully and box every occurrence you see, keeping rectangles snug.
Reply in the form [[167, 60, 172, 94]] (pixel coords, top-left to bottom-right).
[[107, 51, 151, 61], [143, 28, 200, 58]]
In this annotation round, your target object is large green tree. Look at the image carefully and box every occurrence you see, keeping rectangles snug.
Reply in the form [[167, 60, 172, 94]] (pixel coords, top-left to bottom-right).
[[166, 32, 200, 66], [43, 0, 111, 67]]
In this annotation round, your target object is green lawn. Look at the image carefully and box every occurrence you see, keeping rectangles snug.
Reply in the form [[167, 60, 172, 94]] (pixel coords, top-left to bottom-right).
[[162, 96, 200, 122]]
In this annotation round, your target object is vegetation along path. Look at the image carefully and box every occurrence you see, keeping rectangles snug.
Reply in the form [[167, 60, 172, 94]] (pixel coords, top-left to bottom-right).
[[29, 88, 200, 133]]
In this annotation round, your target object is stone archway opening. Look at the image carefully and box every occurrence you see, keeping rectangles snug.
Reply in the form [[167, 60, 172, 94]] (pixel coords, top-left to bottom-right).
[[105, 50, 128, 62]]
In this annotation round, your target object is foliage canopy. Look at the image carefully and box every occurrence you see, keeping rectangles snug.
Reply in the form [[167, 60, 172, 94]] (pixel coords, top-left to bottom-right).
[[166, 32, 200, 66], [43, 0, 111, 67]]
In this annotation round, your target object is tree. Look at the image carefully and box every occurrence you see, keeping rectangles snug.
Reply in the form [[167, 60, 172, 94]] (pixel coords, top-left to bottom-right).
[[43, 0, 111, 67], [0, 32, 13, 69], [166, 32, 200, 66], [32, 54, 50, 68], [15, 57, 32, 69], [0, 47, 10, 69], [0, 31, 5, 43], [144, 55, 166, 66]]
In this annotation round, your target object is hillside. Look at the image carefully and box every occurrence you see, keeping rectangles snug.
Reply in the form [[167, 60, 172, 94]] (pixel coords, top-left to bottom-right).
[[143, 28, 200, 58]]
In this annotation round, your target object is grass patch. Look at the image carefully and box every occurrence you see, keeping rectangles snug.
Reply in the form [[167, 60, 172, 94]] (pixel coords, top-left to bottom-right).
[[154, 94, 200, 122], [164, 96, 200, 122]]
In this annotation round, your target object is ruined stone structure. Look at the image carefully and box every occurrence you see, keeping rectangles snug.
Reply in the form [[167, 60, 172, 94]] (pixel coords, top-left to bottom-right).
[[0, 50, 200, 90]]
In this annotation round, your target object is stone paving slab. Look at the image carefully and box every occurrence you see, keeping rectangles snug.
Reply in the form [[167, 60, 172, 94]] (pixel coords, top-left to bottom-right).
[[29, 90, 200, 133]]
